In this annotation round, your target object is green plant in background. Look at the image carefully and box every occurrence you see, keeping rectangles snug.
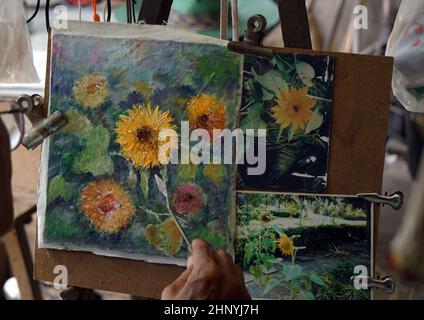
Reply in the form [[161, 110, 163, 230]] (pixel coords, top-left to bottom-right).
[[242, 224, 280, 270], [317, 261, 370, 300], [262, 233, 325, 300], [237, 193, 371, 300], [343, 204, 367, 220], [283, 198, 302, 219]]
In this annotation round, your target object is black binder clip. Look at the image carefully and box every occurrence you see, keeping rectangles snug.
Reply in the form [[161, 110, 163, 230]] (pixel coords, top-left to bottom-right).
[[228, 15, 274, 58], [17, 94, 67, 150], [351, 276, 395, 294], [357, 191, 404, 211]]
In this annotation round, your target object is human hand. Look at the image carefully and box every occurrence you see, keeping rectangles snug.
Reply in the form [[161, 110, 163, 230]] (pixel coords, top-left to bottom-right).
[[161, 239, 251, 300], [0, 119, 14, 236]]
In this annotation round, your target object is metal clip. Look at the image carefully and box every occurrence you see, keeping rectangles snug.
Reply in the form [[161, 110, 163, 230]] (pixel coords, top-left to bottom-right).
[[357, 191, 404, 211], [17, 94, 67, 150], [228, 15, 274, 58], [351, 276, 395, 294]]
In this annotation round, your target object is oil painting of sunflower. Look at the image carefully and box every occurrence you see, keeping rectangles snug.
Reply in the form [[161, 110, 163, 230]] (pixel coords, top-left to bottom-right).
[[239, 53, 335, 193], [73, 74, 110, 109], [39, 26, 242, 264], [187, 94, 227, 141], [115, 104, 177, 169]]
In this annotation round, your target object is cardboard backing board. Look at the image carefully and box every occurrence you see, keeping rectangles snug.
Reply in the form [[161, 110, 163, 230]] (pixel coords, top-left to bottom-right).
[[34, 39, 393, 298]]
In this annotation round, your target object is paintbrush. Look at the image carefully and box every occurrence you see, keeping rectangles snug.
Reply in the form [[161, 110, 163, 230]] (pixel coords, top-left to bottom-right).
[[154, 174, 192, 253]]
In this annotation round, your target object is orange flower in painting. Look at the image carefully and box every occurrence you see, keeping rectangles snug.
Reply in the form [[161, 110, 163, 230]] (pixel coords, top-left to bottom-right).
[[80, 180, 135, 234], [271, 87, 316, 131], [187, 94, 227, 140]]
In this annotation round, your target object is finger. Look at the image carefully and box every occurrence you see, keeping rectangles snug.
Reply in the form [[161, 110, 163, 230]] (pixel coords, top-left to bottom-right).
[[215, 250, 246, 282], [187, 256, 193, 269], [191, 239, 216, 267], [214, 249, 234, 273], [161, 266, 193, 299], [172, 265, 193, 290]]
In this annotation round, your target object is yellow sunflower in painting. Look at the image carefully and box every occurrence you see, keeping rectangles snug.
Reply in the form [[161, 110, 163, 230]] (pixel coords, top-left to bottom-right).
[[115, 104, 177, 168], [271, 87, 316, 131], [80, 180, 135, 234], [278, 233, 295, 256], [187, 94, 227, 141], [73, 74, 110, 108]]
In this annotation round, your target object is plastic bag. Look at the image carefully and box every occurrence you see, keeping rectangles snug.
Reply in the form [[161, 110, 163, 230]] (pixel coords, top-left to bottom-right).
[[0, 0, 39, 83], [386, 0, 424, 113]]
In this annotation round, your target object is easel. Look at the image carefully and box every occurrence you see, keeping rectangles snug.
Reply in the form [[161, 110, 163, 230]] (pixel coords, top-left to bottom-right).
[[31, 0, 395, 300], [3, 206, 41, 300], [57, 0, 312, 300]]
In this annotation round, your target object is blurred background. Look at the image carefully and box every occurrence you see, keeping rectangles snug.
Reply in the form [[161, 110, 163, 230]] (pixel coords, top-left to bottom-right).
[[2, 0, 423, 300]]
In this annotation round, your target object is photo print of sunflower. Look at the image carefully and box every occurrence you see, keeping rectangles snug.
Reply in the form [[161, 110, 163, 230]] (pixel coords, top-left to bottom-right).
[[238, 53, 335, 193], [235, 191, 372, 300], [37, 23, 242, 264]]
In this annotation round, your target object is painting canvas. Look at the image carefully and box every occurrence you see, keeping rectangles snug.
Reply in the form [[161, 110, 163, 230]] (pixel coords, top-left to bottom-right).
[[238, 53, 335, 193], [236, 191, 372, 300], [38, 22, 243, 265]]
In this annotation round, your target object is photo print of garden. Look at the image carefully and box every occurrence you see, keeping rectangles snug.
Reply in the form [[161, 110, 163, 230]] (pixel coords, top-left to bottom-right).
[[37, 26, 242, 264], [236, 192, 372, 300], [238, 53, 335, 193]]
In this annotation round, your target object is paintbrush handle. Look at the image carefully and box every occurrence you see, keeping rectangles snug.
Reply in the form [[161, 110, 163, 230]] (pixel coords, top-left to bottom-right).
[[166, 202, 192, 253]]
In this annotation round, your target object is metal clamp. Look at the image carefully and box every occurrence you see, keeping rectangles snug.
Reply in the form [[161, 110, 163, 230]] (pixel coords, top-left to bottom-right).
[[228, 15, 274, 58], [351, 276, 395, 294], [357, 191, 404, 211], [17, 94, 67, 150]]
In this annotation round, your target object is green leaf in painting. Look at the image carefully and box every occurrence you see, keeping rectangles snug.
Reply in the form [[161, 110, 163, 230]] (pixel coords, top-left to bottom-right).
[[241, 103, 267, 132], [72, 126, 113, 176], [288, 127, 295, 142], [73, 153, 114, 176], [128, 165, 137, 189], [253, 69, 288, 95], [61, 109, 92, 135], [305, 112, 323, 135], [139, 168, 150, 199], [47, 175, 77, 203]]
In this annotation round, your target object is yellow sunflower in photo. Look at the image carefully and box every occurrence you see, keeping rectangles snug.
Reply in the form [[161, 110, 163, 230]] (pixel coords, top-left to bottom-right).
[[115, 104, 177, 168], [271, 87, 316, 131], [278, 233, 295, 256], [80, 180, 135, 234], [73, 74, 110, 109], [187, 94, 227, 141]]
